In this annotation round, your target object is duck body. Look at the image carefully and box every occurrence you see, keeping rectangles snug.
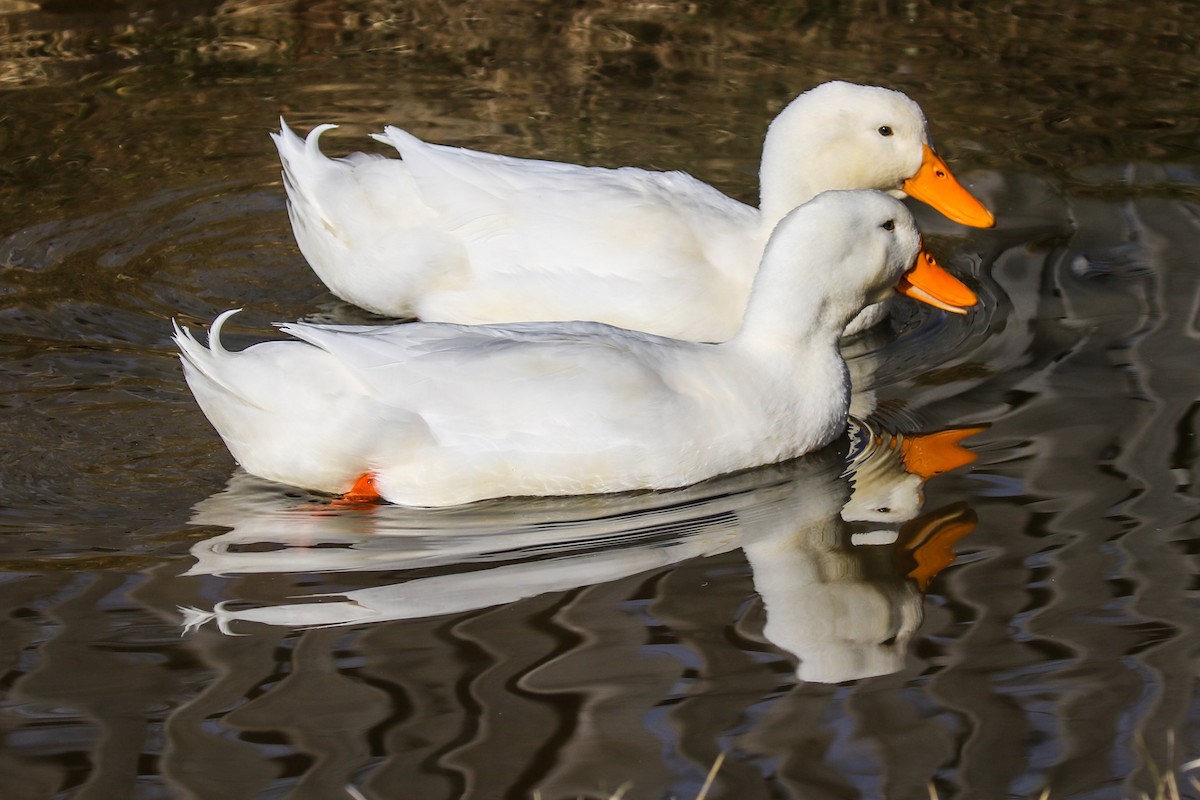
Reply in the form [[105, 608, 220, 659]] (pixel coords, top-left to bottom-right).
[[176, 191, 977, 507], [177, 314, 840, 507], [273, 81, 993, 339]]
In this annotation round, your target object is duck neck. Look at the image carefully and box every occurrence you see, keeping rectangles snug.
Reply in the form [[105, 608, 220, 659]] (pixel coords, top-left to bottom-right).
[[729, 226, 861, 351], [758, 104, 832, 229], [731, 277, 843, 352], [725, 271, 852, 447]]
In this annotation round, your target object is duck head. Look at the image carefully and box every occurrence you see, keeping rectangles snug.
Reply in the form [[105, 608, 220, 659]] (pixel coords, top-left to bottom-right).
[[759, 81, 995, 229], [738, 190, 978, 345]]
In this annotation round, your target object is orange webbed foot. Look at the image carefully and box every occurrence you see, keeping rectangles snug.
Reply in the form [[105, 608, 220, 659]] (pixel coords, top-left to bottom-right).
[[339, 472, 383, 504]]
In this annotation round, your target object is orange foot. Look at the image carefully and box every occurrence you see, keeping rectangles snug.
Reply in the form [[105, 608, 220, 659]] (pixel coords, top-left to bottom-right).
[[341, 472, 382, 504]]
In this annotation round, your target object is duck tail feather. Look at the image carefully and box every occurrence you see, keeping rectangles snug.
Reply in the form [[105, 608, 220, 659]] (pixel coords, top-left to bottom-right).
[[173, 310, 269, 410], [371, 125, 425, 159]]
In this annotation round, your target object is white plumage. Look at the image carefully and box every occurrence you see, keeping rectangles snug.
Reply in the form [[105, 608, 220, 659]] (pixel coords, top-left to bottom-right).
[[273, 81, 993, 338], [175, 190, 976, 507]]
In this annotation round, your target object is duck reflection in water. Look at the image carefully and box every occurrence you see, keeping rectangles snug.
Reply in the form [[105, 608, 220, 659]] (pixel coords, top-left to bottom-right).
[[180, 422, 981, 683]]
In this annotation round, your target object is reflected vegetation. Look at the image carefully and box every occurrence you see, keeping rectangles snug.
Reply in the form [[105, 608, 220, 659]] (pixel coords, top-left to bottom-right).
[[0, 1, 1198, 799], [2, 0, 1196, 226]]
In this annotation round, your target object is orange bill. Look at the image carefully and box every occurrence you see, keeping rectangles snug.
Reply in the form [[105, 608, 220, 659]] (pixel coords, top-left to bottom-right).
[[899, 426, 986, 479], [903, 144, 995, 228], [897, 503, 977, 592], [895, 249, 978, 315]]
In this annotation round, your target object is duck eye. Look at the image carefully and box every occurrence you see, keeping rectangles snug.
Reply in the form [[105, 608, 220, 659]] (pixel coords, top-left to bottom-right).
[[881, 219, 895, 231], [878, 125, 894, 137]]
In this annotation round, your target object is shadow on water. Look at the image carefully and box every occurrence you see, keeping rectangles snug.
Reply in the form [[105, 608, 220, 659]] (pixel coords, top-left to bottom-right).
[[1, 1, 1198, 798]]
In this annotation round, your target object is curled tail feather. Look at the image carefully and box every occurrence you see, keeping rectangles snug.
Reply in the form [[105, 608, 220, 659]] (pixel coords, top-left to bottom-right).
[[271, 119, 344, 238], [173, 309, 268, 411]]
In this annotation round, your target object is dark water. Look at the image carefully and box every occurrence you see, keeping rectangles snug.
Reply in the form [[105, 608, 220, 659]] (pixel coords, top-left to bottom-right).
[[2, 2, 1199, 798]]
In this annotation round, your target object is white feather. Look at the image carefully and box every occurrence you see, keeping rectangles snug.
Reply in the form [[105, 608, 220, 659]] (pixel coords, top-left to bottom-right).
[[176, 191, 934, 507], [273, 81, 990, 338]]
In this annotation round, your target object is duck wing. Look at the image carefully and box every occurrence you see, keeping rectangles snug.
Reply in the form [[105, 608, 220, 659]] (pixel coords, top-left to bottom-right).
[[276, 320, 697, 448], [375, 127, 760, 283]]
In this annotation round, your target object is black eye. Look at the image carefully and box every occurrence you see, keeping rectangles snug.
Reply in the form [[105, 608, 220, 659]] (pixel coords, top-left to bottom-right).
[[878, 125, 894, 137], [881, 219, 895, 231]]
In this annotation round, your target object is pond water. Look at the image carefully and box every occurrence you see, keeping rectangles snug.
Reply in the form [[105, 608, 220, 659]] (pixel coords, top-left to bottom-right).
[[1, 1, 1198, 798]]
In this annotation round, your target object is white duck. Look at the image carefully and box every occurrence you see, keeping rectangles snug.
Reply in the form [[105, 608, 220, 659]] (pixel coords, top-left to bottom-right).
[[273, 81, 994, 338], [174, 191, 977, 507]]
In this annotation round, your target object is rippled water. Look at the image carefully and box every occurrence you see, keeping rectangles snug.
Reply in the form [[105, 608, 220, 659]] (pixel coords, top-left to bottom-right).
[[1, 2, 1198, 798]]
